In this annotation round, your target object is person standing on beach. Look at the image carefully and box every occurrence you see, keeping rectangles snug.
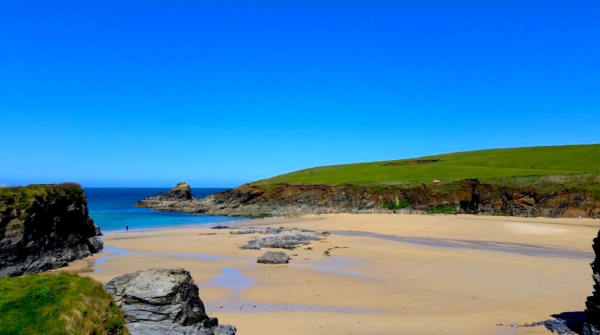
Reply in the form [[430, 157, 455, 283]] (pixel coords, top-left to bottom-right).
[[126, 225, 128, 232]]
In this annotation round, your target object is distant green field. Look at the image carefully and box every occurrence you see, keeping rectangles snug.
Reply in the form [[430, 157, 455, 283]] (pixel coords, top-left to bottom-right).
[[255, 144, 600, 187]]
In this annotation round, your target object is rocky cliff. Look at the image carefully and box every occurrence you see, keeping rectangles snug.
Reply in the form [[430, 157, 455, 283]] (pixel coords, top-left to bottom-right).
[[0, 184, 102, 277], [583, 230, 600, 335], [105, 268, 236, 335], [136, 180, 600, 219]]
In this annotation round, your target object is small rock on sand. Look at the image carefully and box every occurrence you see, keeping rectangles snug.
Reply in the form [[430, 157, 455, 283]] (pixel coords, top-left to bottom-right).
[[257, 251, 290, 264]]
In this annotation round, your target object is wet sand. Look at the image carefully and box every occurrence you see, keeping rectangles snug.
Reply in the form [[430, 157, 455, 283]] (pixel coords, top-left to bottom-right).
[[54, 214, 600, 335]]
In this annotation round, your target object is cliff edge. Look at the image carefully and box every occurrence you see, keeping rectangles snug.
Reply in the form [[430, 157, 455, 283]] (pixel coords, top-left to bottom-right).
[[0, 184, 102, 277]]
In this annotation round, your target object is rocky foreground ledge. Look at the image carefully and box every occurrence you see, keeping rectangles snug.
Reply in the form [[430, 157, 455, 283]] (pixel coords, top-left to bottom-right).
[[0, 184, 103, 277], [136, 180, 600, 219], [105, 268, 236, 335], [583, 230, 600, 335]]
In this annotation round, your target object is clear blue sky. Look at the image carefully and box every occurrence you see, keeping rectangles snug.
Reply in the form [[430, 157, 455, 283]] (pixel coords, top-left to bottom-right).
[[1, 1, 599, 187]]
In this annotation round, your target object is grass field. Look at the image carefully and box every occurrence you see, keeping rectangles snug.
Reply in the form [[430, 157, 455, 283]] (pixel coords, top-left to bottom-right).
[[254, 144, 600, 187], [0, 273, 128, 335]]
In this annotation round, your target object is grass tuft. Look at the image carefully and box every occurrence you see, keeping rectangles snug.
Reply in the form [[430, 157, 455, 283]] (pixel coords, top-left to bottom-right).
[[382, 199, 410, 210]]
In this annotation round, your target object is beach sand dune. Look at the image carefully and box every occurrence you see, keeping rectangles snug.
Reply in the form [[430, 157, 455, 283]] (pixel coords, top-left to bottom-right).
[[55, 214, 600, 335]]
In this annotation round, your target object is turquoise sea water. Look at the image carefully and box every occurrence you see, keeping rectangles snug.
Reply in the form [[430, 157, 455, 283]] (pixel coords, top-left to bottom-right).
[[84, 188, 246, 232]]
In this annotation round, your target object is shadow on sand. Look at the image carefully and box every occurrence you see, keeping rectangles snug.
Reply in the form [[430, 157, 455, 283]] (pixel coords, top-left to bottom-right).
[[547, 311, 585, 335]]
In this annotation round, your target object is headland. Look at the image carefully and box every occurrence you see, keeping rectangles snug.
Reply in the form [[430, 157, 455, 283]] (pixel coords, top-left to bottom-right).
[[136, 145, 600, 219]]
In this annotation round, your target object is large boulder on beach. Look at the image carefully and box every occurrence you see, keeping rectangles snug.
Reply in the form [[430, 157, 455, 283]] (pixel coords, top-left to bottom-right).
[[257, 251, 290, 264], [583, 230, 600, 335], [104, 268, 236, 335]]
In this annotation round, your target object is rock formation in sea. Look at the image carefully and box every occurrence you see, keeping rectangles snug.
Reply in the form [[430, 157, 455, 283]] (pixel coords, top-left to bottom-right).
[[134, 181, 195, 211], [257, 251, 290, 264], [583, 230, 600, 335], [104, 268, 236, 335], [0, 184, 103, 278], [169, 181, 194, 200], [135, 180, 600, 219]]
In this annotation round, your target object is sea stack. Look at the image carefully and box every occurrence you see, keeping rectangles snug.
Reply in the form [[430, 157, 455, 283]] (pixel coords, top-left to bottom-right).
[[104, 268, 236, 335], [168, 181, 193, 200], [583, 230, 600, 335], [134, 181, 196, 212], [0, 184, 103, 278]]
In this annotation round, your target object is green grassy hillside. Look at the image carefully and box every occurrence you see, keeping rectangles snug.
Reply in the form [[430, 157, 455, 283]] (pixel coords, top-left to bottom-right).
[[0, 273, 128, 335], [255, 144, 600, 187]]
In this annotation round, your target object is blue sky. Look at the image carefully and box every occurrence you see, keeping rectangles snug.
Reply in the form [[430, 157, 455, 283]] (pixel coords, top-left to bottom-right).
[[1, 1, 599, 187]]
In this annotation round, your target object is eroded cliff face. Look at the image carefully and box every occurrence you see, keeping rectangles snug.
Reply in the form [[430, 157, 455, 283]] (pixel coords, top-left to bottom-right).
[[0, 184, 102, 277], [136, 180, 600, 219], [583, 231, 600, 335]]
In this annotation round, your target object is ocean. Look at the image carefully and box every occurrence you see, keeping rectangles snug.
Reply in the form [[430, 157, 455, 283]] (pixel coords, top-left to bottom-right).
[[84, 188, 246, 232]]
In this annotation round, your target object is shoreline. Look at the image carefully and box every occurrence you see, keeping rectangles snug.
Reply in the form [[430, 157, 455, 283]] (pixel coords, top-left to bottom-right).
[[56, 214, 600, 335], [98, 218, 253, 234], [100, 211, 598, 234]]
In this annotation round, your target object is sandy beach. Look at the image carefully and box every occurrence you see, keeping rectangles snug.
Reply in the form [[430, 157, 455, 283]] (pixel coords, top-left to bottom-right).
[[55, 214, 600, 335]]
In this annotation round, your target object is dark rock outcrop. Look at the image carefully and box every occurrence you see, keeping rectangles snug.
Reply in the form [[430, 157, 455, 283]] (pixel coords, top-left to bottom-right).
[[169, 182, 193, 200], [257, 251, 290, 264], [0, 184, 102, 278], [136, 179, 600, 219], [210, 225, 231, 230], [241, 229, 324, 250], [583, 231, 600, 335], [104, 268, 236, 335], [134, 182, 194, 211]]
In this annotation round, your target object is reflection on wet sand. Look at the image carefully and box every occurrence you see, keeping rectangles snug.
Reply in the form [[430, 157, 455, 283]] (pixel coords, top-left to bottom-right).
[[206, 298, 378, 313], [294, 257, 381, 280], [91, 246, 254, 273], [332, 231, 594, 259], [199, 267, 378, 313]]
